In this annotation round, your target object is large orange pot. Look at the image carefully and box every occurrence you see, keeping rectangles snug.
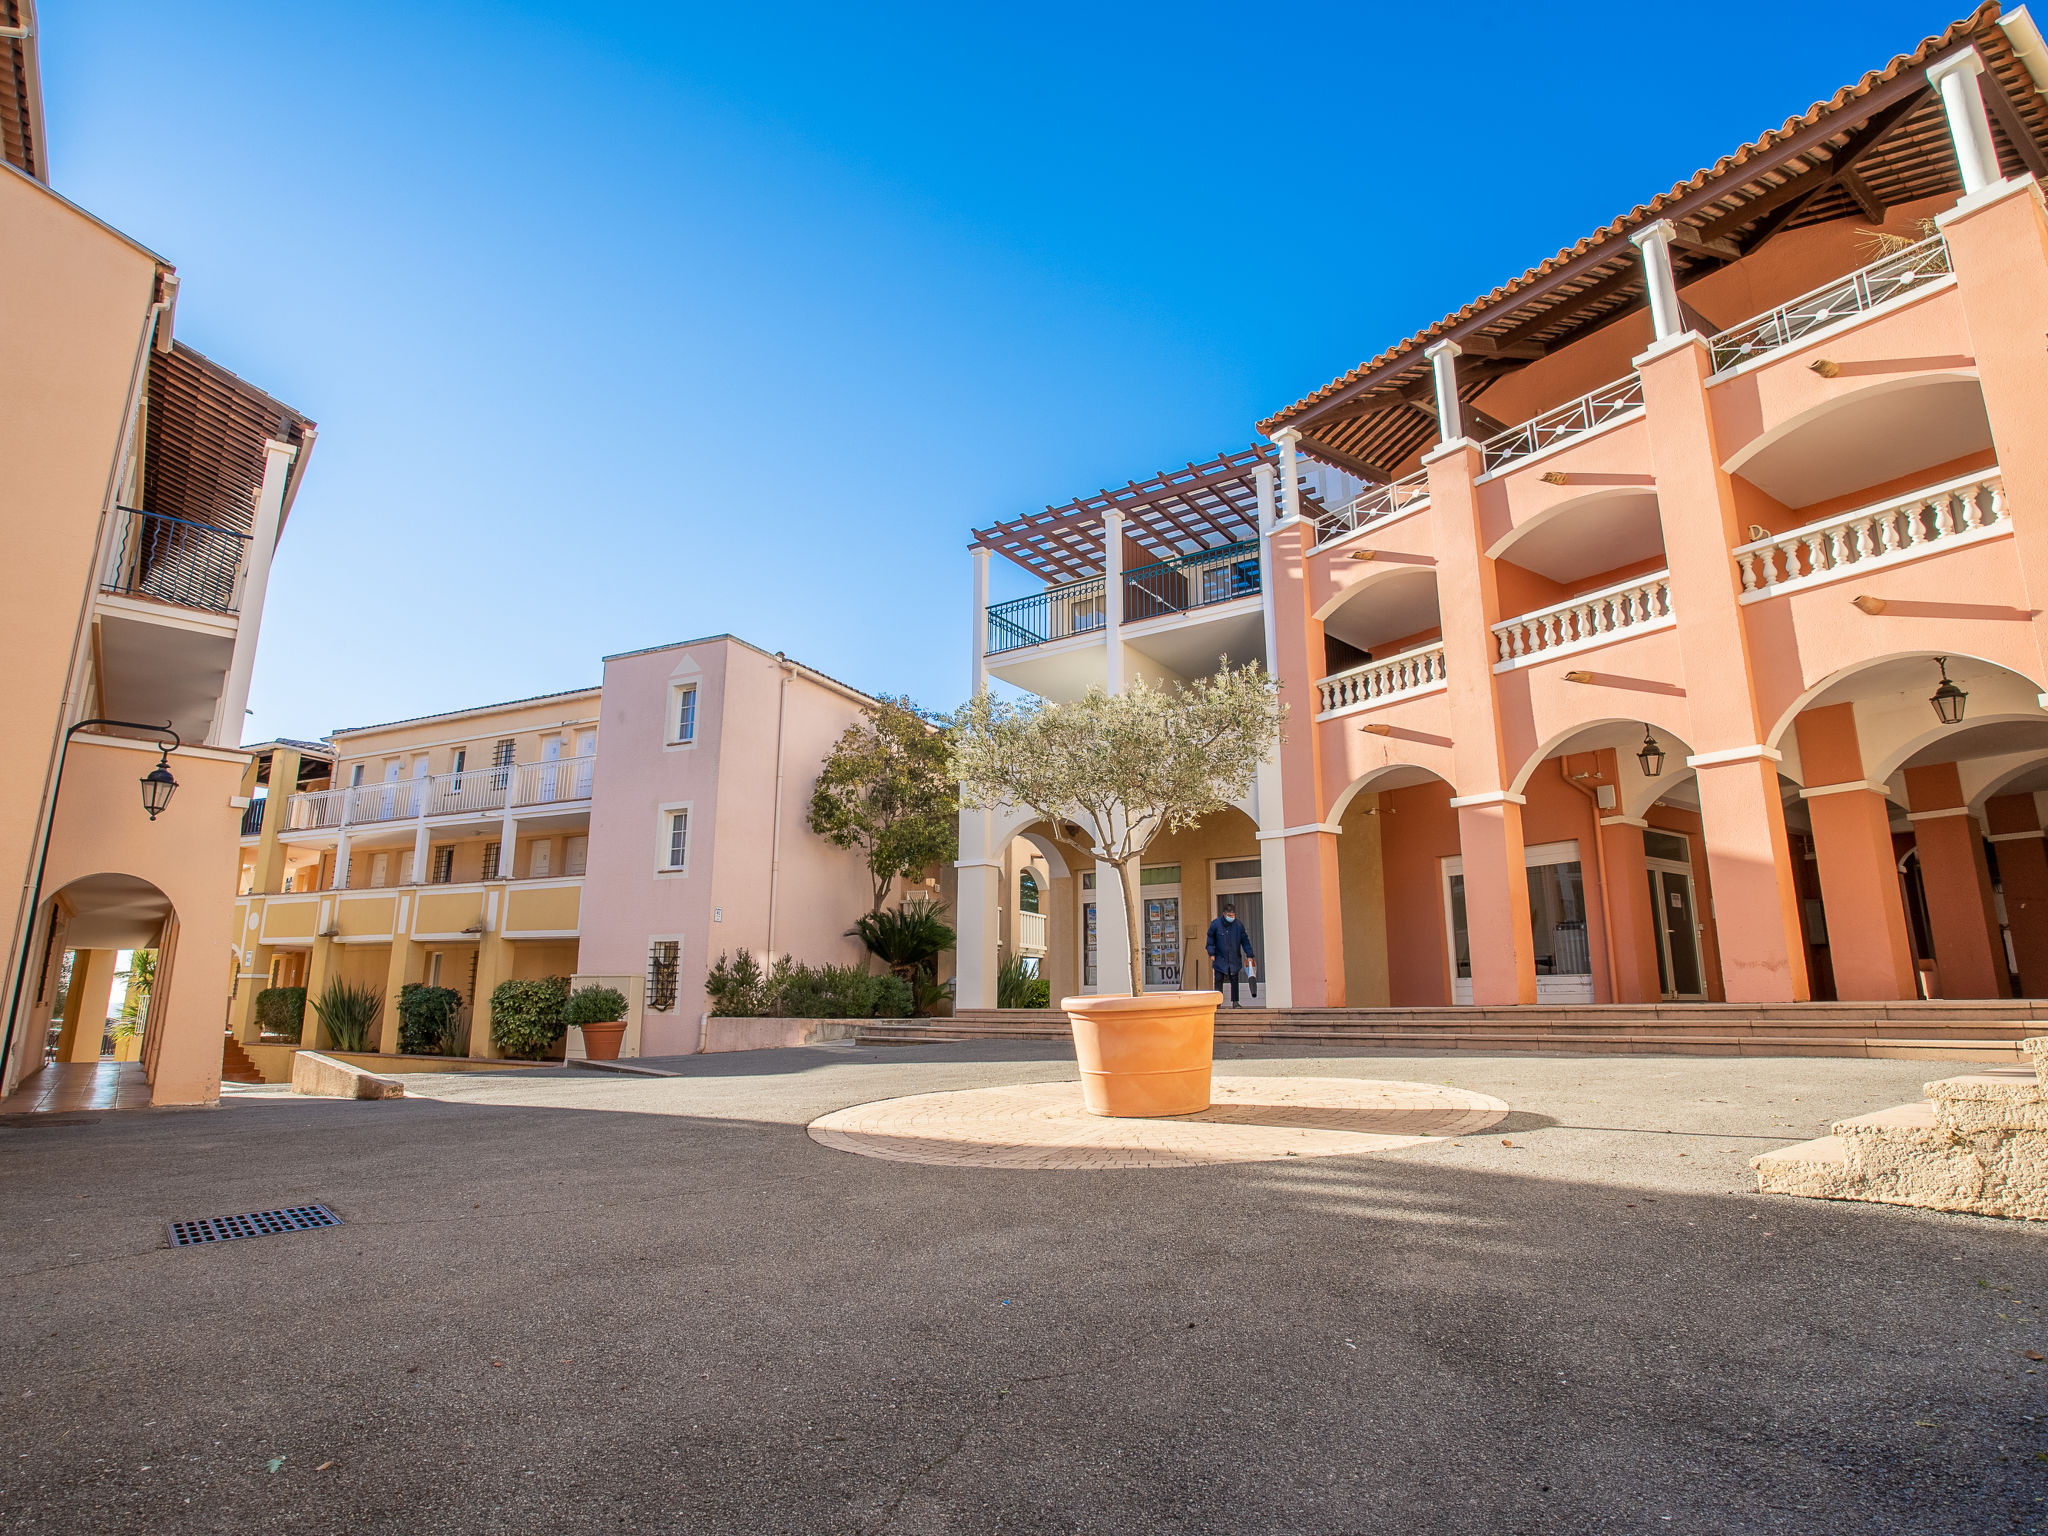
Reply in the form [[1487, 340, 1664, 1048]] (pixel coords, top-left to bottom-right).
[[1061, 991, 1222, 1117], [579, 1021, 627, 1061]]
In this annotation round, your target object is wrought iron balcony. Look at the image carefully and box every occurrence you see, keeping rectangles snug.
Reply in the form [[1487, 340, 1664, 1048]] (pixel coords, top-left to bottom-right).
[[1479, 373, 1645, 474], [101, 508, 250, 615], [240, 800, 266, 836], [1315, 470, 1430, 547], [1709, 233, 1952, 374], [986, 578, 1107, 655], [985, 541, 1261, 655]]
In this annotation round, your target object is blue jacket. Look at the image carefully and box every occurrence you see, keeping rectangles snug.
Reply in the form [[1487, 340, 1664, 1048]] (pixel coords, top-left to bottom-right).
[[1206, 916, 1254, 974]]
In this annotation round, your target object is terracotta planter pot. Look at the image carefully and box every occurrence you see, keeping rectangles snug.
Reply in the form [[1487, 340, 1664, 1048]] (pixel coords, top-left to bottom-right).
[[579, 1021, 627, 1061], [1060, 991, 1222, 1117]]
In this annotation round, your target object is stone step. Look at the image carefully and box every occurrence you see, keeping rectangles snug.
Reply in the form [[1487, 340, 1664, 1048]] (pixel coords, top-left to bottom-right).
[[220, 1035, 265, 1084]]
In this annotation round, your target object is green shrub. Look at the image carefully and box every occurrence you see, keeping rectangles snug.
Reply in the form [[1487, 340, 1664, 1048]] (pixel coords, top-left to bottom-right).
[[309, 979, 381, 1053], [488, 976, 570, 1059], [997, 957, 1051, 1009], [254, 986, 305, 1043], [871, 973, 915, 1019], [397, 983, 464, 1056], [705, 950, 771, 1017], [911, 971, 956, 1018], [775, 962, 883, 1019], [564, 985, 627, 1027]]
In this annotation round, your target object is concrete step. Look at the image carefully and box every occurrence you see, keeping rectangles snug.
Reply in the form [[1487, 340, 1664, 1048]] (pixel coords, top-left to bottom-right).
[[220, 1035, 265, 1084]]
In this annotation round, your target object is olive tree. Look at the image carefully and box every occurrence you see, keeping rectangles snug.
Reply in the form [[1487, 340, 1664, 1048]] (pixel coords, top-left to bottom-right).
[[951, 665, 1282, 995]]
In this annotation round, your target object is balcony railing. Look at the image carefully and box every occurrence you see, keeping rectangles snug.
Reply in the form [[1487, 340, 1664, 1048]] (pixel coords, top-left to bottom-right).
[[426, 766, 510, 818], [1123, 540, 1260, 621], [1316, 642, 1448, 715], [1735, 470, 2007, 603], [1479, 373, 1644, 473], [1709, 234, 1952, 374], [1492, 572, 1673, 669], [284, 787, 346, 831], [511, 756, 596, 807], [987, 578, 1106, 655], [240, 800, 267, 837], [100, 508, 250, 615], [1016, 910, 1049, 954], [1316, 470, 1430, 547]]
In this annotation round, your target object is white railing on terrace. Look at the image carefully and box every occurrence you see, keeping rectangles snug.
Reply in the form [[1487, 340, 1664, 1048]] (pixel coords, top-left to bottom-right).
[[1315, 469, 1430, 546], [1316, 642, 1448, 715], [1016, 910, 1049, 954], [1492, 572, 1673, 669], [346, 778, 428, 825], [1736, 470, 2007, 603], [1708, 234, 1952, 374], [284, 787, 346, 831], [426, 766, 510, 818], [512, 756, 596, 807], [1479, 373, 1644, 473]]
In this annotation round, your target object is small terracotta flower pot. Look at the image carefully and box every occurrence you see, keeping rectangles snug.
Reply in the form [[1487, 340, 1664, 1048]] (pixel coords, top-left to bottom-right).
[[579, 1021, 627, 1061], [1060, 991, 1221, 1117]]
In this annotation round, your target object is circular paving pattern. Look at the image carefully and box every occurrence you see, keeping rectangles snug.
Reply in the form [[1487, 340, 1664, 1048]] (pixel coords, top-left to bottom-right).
[[807, 1076, 1512, 1170]]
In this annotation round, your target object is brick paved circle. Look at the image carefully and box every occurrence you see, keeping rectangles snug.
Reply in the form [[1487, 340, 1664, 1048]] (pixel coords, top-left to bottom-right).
[[807, 1076, 1512, 1170]]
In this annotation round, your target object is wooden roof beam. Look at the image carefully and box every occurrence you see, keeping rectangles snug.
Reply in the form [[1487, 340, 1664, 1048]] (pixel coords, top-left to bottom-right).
[[1979, 68, 2048, 181]]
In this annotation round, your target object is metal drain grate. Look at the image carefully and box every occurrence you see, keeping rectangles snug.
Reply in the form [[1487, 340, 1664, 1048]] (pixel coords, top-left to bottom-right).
[[167, 1204, 340, 1248]]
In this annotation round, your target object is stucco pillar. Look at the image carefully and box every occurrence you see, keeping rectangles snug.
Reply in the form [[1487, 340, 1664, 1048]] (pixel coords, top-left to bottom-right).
[[1426, 435, 1535, 1005], [1264, 508, 1344, 1006], [214, 438, 299, 748], [1599, 819, 1663, 1003], [1905, 763, 2010, 999], [379, 937, 424, 1054], [304, 932, 337, 1048], [1250, 466, 1293, 1011], [253, 748, 301, 894], [953, 808, 1002, 1009], [471, 931, 515, 1058], [969, 546, 990, 697], [1938, 177, 2048, 684], [1928, 49, 2002, 197], [1091, 858, 1134, 994], [1629, 221, 1683, 342], [1103, 509, 1126, 694], [1792, 705, 1918, 1001], [1987, 793, 2048, 998], [1637, 333, 1809, 1002], [56, 948, 118, 1063]]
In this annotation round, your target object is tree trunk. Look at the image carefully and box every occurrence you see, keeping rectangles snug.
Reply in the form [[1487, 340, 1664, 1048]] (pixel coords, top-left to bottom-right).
[[1121, 857, 1145, 996]]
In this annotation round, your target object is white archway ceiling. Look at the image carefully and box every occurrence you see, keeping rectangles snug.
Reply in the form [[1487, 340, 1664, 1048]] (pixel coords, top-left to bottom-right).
[[1735, 379, 1991, 510], [54, 873, 173, 950], [1323, 568, 1440, 654], [1498, 492, 1664, 584]]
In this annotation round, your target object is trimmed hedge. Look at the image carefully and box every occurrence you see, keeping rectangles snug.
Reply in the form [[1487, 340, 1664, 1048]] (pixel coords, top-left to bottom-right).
[[254, 986, 305, 1043], [397, 983, 464, 1056], [489, 976, 569, 1059]]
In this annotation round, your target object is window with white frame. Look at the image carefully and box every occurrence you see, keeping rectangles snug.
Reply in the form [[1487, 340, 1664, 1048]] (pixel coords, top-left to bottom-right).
[[659, 806, 690, 872], [670, 683, 698, 745]]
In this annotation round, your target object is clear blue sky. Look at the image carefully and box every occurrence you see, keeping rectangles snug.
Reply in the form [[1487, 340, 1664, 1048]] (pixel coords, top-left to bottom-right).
[[46, 1, 1961, 739]]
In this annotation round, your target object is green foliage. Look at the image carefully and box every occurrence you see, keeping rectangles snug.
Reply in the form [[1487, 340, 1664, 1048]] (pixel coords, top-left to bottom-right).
[[848, 899, 955, 977], [912, 971, 956, 1017], [872, 972, 915, 1018], [488, 976, 570, 1059], [997, 957, 1051, 1010], [113, 950, 155, 1039], [563, 985, 628, 1028], [397, 983, 464, 1056], [807, 695, 959, 910], [951, 664, 1283, 994], [254, 985, 305, 1043], [705, 949, 772, 1017], [310, 978, 381, 1053], [706, 950, 918, 1019]]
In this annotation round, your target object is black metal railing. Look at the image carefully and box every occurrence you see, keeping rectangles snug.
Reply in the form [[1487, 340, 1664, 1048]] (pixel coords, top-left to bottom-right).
[[986, 577, 1107, 654], [240, 800, 266, 836], [1123, 540, 1260, 621], [101, 508, 250, 615]]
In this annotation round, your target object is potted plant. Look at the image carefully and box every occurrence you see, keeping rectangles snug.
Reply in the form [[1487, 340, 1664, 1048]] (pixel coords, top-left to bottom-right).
[[953, 665, 1283, 1117], [563, 984, 629, 1060]]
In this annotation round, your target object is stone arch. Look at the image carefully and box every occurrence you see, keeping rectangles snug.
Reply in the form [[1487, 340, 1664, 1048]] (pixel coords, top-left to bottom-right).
[[1507, 714, 1697, 807], [1763, 650, 2047, 761], [1722, 373, 1990, 510], [1315, 565, 1442, 657], [1329, 762, 1456, 825], [1485, 488, 1665, 582]]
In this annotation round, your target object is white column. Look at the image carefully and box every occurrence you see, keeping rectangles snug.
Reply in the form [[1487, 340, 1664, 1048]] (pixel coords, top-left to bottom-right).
[[1273, 428, 1303, 525], [410, 795, 431, 886], [1250, 762, 1293, 1010], [1929, 49, 2001, 196], [1424, 340, 1464, 443], [1630, 220, 1683, 342], [213, 437, 298, 748], [969, 545, 990, 696], [1254, 463, 1281, 670], [1103, 509, 1126, 694], [1092, 859, 1133, 994], [496, 801, 518, 887], [954, 809, 1002, 1009], [333, 832, 351, 892]]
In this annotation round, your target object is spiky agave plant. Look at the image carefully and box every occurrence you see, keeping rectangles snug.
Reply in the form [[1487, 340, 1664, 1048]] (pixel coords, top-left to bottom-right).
[[310, 978, 383, 1053]]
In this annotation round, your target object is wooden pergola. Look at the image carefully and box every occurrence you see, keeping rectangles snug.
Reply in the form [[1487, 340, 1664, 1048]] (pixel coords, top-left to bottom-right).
[[972, 445, 1332, 584], [1261, 4, 2048, 477]]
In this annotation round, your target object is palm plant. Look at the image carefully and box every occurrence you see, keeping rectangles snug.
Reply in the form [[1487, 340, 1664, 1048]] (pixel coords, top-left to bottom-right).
[[848, 899, 955, 980], [310, 978, 382, 1053]]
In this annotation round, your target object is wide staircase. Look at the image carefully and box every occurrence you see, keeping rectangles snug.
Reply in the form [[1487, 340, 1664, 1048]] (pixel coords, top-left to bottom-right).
[[221, 1034, 265, 1084], [1753, 1037, 2047, 1219], [858, 1002, 2041, 1061]]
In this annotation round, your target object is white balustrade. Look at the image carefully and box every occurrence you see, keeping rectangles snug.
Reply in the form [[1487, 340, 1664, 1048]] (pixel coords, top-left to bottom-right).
[[1491, 572, 1673, 669], [346, 778, 429, 825], [283, 786, 346, 831], [1479, 372, 1645, 473], [511, 756, 597, 808], [1016, 910, 1049, 954], [1735, 471, 2007, 602], [1316, 470, 1430, 546], [1316, 642, 1448, 715]]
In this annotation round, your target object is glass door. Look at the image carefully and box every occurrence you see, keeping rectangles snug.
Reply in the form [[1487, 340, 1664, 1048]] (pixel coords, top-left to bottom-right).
[[1211, 857, 1264, 991], [1140, 864, 1182, 989], [1643, 830, 1706, 1000]]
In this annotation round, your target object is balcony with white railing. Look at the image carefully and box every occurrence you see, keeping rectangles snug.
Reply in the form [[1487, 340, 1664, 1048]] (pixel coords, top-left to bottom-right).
[[1478, 372, 1645, 475], [285, 757, 597, 833], [1316, 642, 1448, 717], [1315, 470, 1430, 547], [284, 787, 346, 831], [1491, 572, 1674, 670], [1708, 234, 1953, 375], [511, 756, 596, 808], [1735, 470, 2008, 603], [1016, 909, 1049, 955]]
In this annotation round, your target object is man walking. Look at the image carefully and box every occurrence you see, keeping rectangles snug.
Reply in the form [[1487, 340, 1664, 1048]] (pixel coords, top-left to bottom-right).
[[1205, 903, 1256, 1009]]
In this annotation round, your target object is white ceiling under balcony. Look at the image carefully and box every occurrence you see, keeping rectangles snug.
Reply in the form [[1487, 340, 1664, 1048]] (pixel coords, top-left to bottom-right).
[[1731, 377, 1992, 511], [1322, 567, 1441, 656], [95, 607, 234, 744], [1122, 604, 1265, 682], [1494, 491, 1664, 585]]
